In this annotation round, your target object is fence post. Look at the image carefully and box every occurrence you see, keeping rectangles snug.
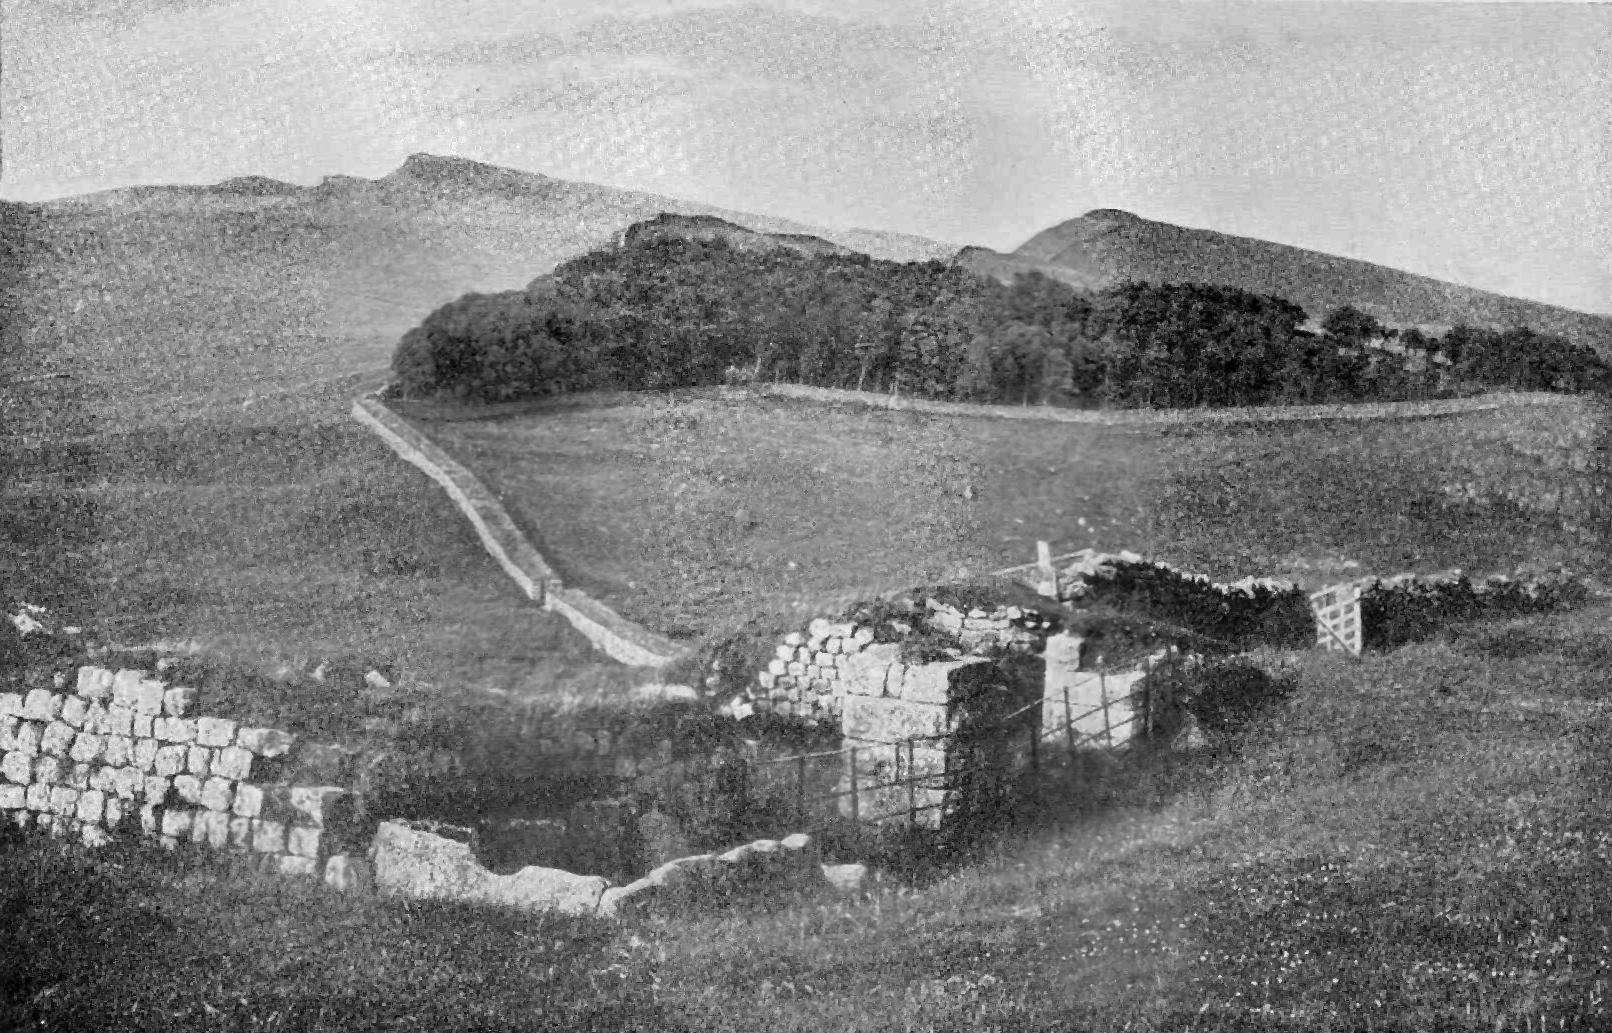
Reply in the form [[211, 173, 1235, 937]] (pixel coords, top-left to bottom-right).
[[907, 739, 916, 830], [848, 745, 859, 825], [1101, 672, 1112, 749], [796, 753, 807, 823], [1063, 684, 1076, 760]]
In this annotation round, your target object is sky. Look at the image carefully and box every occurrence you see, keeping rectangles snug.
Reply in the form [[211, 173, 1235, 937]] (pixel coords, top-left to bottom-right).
[[3, 0, 1609, 313]]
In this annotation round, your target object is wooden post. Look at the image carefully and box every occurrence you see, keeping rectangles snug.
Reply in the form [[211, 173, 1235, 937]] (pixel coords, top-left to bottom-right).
[[1101, 672, 1112, 749], [1036, 540, 1057, 598], [848, 745, 859, 825], [796, 753, 807, 822], [907, 740, 916, 830], [1063, 684, 1076, 759]]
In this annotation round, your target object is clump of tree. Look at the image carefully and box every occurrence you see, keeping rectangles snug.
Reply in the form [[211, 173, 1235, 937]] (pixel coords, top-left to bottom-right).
[[389, 226, 1609, 407]]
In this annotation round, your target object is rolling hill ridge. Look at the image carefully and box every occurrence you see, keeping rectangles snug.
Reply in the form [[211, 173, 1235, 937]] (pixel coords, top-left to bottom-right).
[[957, 208, 1612, 349]]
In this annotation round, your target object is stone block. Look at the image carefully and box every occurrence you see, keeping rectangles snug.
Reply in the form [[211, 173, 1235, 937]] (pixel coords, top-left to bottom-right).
[[795, 646, 812, 664], [195, 717, 238, 748], [41, 721, 75, 755], [76, 789, 105, 824], [81, 824, 110, 849], [1, 752, 30, 784], [139, 803, 161, 835], [48, 786, 80, 816], [229, 817, 254, 849], [842, 696, 951, 743], [156, 744, 192, 777], [22, 689, 62, 722], [253, 819, 286, 854], [102, 735, 133, 767], [775, 643, 796, 662], [11, 721, 41, 757], [143, 776, 172, 804], [131, 714, 154, 738], [213, 746, 253, 781], [9, 810, 33, 830], [154, 717, 197, 744], [288, 786, 348, 828], [767, 658, 787, 677], [757, 670, 776, 691], [278, 855, 318, 877], [324, 855, 374, 894], [133, 679, 167, 717], [76, 666, 114, 700], [370, 820, 607, 915], [173, 775, 203, 805], [187, 746, 212, 777], [25, 783, 51, 811], [81, 703, 109, 735], [0, 716, 15, 751], [161, 807, 193, 839], [807, 618, 832, 639], [287, 826, 322, 859], [68, 764, 91, 790], [113, 766, 142, 799], [0, 692, 21, 717], [33, 756, 61, 785], [111, 670, 146, 708], [233, 783, 263, 818], [69, 732, 104, 764], [0, 784, 24, 809], [89, 765, 117, 792], [236, 727, 295, 758], [804, 664, 820, 681], [102, 796, 127, 829], [162, 686, 198, 718], [883, 664, 904, 697], [60, 695, 88, 729], [901, 660, 977, 705], [200, 777, 234, 812], [190, 809, 229, 848], [133, 738, 159, 772], [787, 661, 806, 677], [783, 632, 806, 648]]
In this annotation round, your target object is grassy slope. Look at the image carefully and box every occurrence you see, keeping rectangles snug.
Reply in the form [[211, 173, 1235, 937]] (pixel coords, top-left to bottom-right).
[[424, 391, 1604, 637], [6, 603, 1610, 1031]]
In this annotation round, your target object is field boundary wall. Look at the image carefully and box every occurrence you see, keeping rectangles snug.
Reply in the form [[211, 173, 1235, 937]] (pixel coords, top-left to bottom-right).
[[351, 395, 687, 668], [760, 382, 1567, 425]]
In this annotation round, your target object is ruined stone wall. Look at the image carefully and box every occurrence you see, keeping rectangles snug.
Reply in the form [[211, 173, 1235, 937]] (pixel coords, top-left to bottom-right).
[[0, 666, 373, 886]]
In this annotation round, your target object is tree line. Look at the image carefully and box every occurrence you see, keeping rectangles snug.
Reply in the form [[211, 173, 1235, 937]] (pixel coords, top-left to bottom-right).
[[391, 230, 1609, 406]]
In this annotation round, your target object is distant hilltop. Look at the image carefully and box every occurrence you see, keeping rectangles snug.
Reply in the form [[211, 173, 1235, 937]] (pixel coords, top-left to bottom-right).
[[957, 209, 1612, 350]]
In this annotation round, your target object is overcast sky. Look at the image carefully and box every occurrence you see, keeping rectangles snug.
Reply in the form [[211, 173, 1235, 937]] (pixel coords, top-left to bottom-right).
[[3, 0, 1608, 312]]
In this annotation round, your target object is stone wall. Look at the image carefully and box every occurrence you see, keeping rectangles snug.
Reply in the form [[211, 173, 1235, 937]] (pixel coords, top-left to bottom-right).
[[0, 666, 373, 885]]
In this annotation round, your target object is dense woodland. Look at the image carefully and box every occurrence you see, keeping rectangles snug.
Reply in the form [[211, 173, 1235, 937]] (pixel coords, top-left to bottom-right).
[[392, 232, 1610, 406]]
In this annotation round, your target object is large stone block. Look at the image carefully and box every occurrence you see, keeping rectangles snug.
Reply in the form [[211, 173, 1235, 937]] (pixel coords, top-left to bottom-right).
[[286, 826, 322, 859], [132, 679, 167, 717], [133, 738, 159, 772], [212, 746, 253, 781], [236, 727, 295, 758], [195, 717, 238, 748], [842, 695, 951, 742], [68, 764, 91, 790], [0, 716, 17, 751], [111, 670, 147, 708], [75, 789, 105, 824], [143, 776, 172, 805], [89, 765, 117, 792], [102, 735, 133, 767], [200, 777, 234, 812], [154, 717, 197, 744], [192, 809, 231, 849], [370, 820, 607, 916], [102, 796, 127, 830], [33, 756, 61, 785], [0, 692, 22, 717], [76, 666, 114, 701], [60, 696, 89, 729], [173, 775, 204, 805], [233, 783, 264, 818], [0, 784, 24, 810], [153, 745, 187, 777], [1, 752, 30, 785], [131, 714, 154, 738], [186, 746, 212, 777], [161, 808, 193, 839], [68, 732, 104, 765], [229, 816, 254, 849], [41, 721, 75, 756], [25, 783, 51, 811], [162, 686, 198, 718], [11, 721, 42, 757], [22, 689, 62, 722], [113, 766, 143, 800], [48, 786, 80, 816], [278, 855, 318, 878]]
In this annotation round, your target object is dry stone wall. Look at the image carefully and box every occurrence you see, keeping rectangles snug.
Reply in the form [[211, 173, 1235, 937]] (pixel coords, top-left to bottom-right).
[[0, 666, 374, 888]]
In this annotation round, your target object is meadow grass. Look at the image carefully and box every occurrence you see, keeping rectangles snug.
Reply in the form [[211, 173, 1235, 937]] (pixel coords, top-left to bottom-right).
[[423, 390, 1603, 636], [5, 603, 1608, 1030]]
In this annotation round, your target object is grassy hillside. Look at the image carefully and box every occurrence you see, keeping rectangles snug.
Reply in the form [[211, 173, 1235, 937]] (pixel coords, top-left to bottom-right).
[[419, 390, 1604, 637], [957, 208, 1612, 350], [7, 601, 1612, 1030]]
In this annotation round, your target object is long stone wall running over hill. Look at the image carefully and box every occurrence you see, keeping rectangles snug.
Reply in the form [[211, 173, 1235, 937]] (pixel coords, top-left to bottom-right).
[[0, 667, 373, 885]]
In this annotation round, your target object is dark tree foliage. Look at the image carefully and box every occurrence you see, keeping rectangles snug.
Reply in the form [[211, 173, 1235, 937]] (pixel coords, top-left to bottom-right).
[[390, 227, 1610, 406]]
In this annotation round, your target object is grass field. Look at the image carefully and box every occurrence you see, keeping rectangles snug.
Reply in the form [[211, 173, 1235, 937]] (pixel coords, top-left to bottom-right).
[[6, 602, 1610, 1031], [421, 389, 1605, 637]]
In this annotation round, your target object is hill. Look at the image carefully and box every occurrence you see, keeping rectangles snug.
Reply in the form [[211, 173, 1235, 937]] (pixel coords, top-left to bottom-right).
[[956, 208, 1612, 350]]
